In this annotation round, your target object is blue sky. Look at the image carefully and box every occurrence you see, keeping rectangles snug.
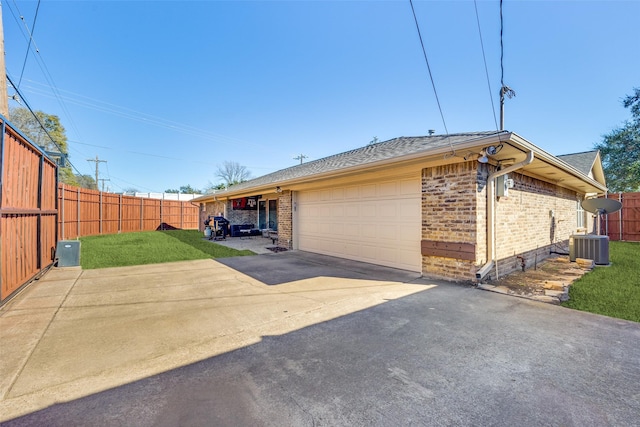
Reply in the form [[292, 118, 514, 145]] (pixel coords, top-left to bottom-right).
[[3, 0, 638, 193]]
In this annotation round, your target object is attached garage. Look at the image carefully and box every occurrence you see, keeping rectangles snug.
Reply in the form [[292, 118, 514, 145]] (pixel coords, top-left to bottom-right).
[[195, 131, 608, 282], [295, 176, 422, 272]]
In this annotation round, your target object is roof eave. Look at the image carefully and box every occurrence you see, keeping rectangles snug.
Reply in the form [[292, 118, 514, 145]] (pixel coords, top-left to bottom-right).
[[197, 132, 515, 200], [509, 133, 607, 194]]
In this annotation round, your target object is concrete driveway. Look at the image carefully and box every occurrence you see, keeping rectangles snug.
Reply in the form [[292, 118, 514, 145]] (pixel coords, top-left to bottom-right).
[[1, 252, 638, 426]]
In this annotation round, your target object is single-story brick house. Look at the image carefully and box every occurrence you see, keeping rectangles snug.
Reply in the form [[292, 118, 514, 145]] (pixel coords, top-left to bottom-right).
[[194, 131, 607, 282]]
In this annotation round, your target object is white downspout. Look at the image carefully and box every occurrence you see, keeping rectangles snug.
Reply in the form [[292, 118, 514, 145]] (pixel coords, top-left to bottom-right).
[[476, 150, 534, 282]]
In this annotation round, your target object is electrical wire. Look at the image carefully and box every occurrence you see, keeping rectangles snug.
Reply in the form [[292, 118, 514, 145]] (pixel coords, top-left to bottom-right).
[[500, 0, 505, 93], [474, 0, 499, 131], [19, 78, 275, 151], [5, 1, 84, 143], [6, 73, 86, 176], [16, 0, 41, 88], [499, 0, 515, 130], [408, 0, 454, 154]]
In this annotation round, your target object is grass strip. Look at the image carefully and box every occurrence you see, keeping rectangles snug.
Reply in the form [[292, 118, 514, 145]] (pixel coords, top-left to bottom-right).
[[79, 230, 253, 269], [562, 241, 640, 322]]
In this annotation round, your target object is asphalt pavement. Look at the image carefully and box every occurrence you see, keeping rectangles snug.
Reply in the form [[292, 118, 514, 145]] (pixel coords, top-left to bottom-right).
[[1, 251, 638, 426]]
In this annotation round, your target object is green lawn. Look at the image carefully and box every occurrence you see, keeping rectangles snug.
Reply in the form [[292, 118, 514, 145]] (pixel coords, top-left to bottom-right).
[[79, 230, 253, 269], [562, 241, 640, 322]]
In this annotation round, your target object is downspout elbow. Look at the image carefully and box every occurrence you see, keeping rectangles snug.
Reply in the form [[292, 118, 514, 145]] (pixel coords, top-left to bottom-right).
[[488, 150, 535, 181], [475, 261, 494, 282]]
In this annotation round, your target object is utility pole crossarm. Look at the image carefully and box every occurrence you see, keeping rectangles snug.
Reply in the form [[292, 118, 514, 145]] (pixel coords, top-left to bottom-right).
[[87, 155, 107, 190], [294, 154, 308, 165]]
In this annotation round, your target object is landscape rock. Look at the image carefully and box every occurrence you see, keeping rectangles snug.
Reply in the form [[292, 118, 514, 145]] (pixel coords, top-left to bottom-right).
[[576, 258, 595, 269], [543, 280, 565, 290]]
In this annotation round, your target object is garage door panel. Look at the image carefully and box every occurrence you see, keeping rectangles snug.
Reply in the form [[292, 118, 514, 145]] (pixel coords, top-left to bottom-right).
[[378, 203, 399, 219], [361, 184, 377, 198], [401, 179, 421, 195], [377, 225, 396, 240], [332, 205, 344, 217], [398, 200, 420, 219], [378, 182, 397, 197], [361, 204, 377, 218], [298, 177, 421, 272], [343, 225, 360, 237]]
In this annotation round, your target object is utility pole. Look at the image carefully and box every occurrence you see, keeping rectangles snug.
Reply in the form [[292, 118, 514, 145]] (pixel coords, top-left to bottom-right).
[[98, 178, 110, 192], [499, 86, 516, 130], [294, 154, 307, 165], [0, 3, 9, 117], [87, 155, 107, 190]]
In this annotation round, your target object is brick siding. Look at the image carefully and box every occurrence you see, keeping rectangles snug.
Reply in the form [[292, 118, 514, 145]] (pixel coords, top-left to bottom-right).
[[422, 161, 479, 281], [422, 161, 584, 282], [278, 191, 293, 248], [491, 171, 580, 279]]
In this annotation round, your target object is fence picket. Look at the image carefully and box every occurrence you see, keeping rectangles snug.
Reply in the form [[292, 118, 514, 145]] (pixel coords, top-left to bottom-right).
[[56, 184, 199, 238]]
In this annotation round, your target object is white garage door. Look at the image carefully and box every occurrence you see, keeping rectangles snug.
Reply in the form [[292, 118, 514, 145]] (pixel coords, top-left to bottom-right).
[[296, 177, 422, 272]]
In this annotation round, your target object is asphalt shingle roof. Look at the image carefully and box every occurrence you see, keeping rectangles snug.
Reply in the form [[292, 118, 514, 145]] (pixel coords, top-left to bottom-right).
[[556, 150, 599, 176], [225, 131, 505, 192]]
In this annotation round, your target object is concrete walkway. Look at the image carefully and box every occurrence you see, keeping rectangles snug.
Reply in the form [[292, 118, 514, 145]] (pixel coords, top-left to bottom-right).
[[203, 234, 281, 254], [1, 252, 639, 425], [0, 256, 427, 422]]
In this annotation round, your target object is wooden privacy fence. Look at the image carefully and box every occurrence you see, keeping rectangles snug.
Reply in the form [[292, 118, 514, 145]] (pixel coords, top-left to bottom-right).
[[58, 184, 200, 239], [1, 118, 58, 304], [603, 192, 640, 242]]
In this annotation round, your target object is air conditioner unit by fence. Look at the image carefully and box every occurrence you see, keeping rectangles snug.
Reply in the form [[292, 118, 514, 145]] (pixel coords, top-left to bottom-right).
[[569, 235, 610, 265]]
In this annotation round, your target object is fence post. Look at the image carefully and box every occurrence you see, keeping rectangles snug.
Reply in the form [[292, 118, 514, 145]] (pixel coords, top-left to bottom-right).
[[140, 198, 143, 231], [119, 194, 122, 233], [99, 191, 103, 235], [77, 187, 81, 238], [619, 193, 623, 241], [61, 185, 65, 240]]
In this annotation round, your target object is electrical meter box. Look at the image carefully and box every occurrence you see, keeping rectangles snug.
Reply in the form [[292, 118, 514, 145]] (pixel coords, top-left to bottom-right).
[[496, 174, 515, 197], [56, 240, 81, 267]]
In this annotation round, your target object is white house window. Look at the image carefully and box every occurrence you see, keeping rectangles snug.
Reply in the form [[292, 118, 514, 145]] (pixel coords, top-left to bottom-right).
[[577, 200, 585, 229]]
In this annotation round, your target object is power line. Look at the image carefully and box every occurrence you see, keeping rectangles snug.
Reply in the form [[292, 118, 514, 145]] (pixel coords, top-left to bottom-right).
[[19, 78, 278, 153], [5, 1, 84, 141], [499, 0, 515, 130], [473, 0, 499, 131], [16, 0, 41, 88], [408, 0, 454, 154], [6, 73, 85, 176]]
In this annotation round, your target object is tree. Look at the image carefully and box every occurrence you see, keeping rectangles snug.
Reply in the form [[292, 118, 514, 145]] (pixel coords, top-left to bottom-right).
[[9, 107, 96, 189], [595, 88, 640, 193], [75, 175, 97, 189], [202, 181, 227, 194], [165, 185, 200, 194], [10, 107, 69, 153], [215, 161, 251, 188]]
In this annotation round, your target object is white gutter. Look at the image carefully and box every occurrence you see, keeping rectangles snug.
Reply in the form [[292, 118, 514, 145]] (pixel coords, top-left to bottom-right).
[[476, 150, 534, 282]]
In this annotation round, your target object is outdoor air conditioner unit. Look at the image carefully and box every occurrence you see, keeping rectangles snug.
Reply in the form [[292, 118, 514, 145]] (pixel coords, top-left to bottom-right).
[[569, 235, 610, 265]]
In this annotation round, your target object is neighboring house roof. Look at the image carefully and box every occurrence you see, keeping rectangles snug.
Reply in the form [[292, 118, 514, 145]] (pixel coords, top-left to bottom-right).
[[556, 150, 606, 187], [194, 131, 607, 202], [557, 150, 599, 176]]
